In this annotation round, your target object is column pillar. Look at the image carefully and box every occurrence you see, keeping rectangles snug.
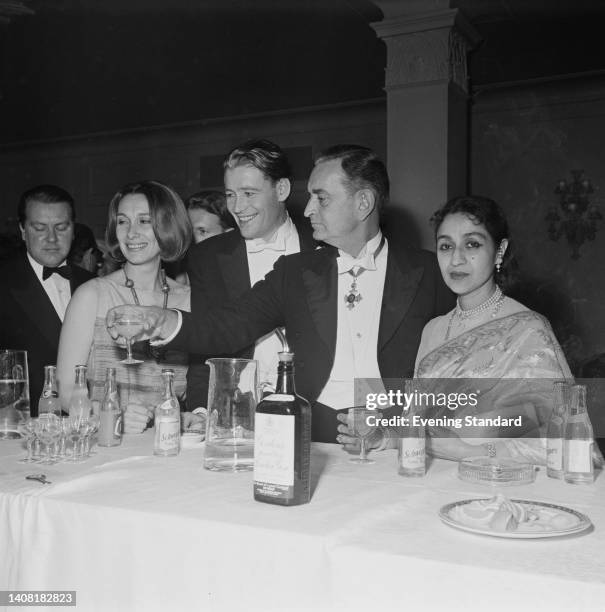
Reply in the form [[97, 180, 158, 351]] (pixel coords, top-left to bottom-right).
[[372, 3, 479, 249]]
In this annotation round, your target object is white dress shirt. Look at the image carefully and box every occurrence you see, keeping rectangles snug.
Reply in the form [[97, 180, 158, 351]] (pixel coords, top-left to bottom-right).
[[28, 253, 72, 322], [245, 216, 301, 390], [316, 232, 388, 410]]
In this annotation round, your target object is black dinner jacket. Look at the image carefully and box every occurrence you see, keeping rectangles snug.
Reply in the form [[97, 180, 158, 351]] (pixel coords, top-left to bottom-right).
[[175, 233, 454, 413], [185, 216, 316, 409], [0, 251, 94, 415]]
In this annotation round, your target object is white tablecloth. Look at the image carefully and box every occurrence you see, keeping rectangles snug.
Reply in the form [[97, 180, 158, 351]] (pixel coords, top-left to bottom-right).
[[0, 433, 603, 612]]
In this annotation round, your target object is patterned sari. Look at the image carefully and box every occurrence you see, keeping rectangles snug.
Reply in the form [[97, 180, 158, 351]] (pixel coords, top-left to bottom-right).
[[414, 311, 573, 463]]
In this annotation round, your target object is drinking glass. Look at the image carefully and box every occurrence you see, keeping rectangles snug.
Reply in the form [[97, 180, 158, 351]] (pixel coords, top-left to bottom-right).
[[0, 350, 30, 439], [56, 416, 71, 460], [37, 414, 62, 465], [106, 305, 145, 364], [348, 407, 376, 464], [82, 414, 100, 457], [68, 414, 88, 462], [17, 417, 39, 463]]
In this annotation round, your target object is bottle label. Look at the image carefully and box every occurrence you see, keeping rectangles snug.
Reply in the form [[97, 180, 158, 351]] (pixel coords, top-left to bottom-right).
[[254, 413, 295, 496], [565, 439, 592, 473], [399, 437, 425, 469], [157, 418, 180, 451], [262, 394, 295, 402], [546, 438, 563, 471]]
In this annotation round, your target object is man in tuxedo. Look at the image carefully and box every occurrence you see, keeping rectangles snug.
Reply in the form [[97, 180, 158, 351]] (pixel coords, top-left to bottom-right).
[[0, 185, 94, 415], [113, 145, 453, 442], [185, 139, 315, 411]]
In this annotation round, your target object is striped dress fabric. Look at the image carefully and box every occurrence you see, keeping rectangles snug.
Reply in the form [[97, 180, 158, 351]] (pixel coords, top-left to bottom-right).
[[87, 276, 190, 410]]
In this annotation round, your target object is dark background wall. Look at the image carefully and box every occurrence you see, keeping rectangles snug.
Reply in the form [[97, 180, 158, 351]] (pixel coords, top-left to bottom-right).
[[0, 0, 385, 142]]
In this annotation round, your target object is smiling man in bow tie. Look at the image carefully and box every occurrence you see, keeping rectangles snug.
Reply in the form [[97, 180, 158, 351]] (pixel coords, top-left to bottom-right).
[[0, 185, 94, 414]]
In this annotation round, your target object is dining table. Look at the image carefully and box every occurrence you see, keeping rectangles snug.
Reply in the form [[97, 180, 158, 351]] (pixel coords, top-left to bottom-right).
[[0, 432, 603, 612]]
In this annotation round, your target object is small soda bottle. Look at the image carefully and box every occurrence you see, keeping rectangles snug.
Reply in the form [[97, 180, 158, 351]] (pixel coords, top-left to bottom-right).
[[69, 364, 92, 419], [153, 369, 180, 457], [97, 367, 122, 447], [38, 365, 61, 416], [398, 379, 426, 477], [254, 351, 312, 505], [546, 381, 569, 479], [564, 384, 594, 484]]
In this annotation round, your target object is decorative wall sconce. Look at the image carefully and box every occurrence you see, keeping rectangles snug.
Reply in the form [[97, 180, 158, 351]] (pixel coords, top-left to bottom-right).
[[546, 170, 601, 259]]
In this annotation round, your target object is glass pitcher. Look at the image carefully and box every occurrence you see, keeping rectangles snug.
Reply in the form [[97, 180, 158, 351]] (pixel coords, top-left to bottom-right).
[[0, 350, 30, 439], [203, 358, 258, 471]]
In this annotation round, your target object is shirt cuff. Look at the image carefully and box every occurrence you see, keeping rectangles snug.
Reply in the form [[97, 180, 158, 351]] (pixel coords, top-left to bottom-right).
[[149, 309, 182, 346]]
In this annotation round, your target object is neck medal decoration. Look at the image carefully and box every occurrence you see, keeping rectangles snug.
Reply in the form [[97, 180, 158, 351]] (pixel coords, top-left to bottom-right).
[[343, 236, 385, 310], [345, 271, 363, 310]]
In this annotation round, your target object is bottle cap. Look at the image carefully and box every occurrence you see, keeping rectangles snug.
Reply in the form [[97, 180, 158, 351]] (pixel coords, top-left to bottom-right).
[[278, 352, 294, 362], [161, 368, 175, 375]]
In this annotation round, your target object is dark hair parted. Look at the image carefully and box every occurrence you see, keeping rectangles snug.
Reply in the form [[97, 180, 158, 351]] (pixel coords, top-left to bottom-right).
[[186, 190, 235, 230], [223, 139, 292, 183], [18, 184, 76, 226], [105, 181, 192, 263], [430, 195, 517, 289], [315, 145, 389, 212]]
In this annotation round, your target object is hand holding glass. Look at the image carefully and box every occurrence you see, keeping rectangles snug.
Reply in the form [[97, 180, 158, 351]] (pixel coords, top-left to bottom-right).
[[348, 408, 376, 464], [106, 305, 145, 364]]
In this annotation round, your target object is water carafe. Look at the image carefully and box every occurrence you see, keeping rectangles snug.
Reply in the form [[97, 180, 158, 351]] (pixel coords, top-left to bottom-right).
[[0, 350, 30, 439], [203, 358, 258, 472]]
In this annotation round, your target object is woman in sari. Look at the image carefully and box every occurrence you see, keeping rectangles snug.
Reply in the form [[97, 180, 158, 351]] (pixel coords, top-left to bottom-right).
[[415, 195, 573, 464]]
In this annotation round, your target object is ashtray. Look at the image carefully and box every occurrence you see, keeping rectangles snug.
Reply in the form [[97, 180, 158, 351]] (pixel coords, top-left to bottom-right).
[[458, 456, 536, 486]]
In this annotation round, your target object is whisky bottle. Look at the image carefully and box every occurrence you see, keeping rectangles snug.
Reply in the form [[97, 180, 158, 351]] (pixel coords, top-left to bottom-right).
[[254, 351, 312, 505]]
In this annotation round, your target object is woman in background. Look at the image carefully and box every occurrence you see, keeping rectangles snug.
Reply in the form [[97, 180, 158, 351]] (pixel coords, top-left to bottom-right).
[[174, 190, 235, 285], [187, 190, 235, 244], [57, 180, 191, 433]]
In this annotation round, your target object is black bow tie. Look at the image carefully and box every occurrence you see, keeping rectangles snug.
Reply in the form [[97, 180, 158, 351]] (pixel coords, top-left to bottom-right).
[[42, 265, 73, 281]]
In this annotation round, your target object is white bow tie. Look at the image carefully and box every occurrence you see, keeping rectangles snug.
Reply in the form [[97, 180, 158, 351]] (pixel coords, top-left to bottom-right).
[[337, 252, 377, 275], [246, 235, 286, 254], [337, 235, 385, 275]]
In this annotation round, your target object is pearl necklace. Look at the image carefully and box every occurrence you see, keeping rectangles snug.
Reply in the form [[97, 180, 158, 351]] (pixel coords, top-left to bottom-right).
[[122, 267, 170, 309], [445, 286, 504, 341]]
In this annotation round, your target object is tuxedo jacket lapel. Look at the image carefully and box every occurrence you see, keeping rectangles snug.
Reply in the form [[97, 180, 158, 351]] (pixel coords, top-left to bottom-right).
[[10, 259, 62, 350], [302, 247, 338, 355], [217, 237, 251, 301], [378, 247, 424, 351]]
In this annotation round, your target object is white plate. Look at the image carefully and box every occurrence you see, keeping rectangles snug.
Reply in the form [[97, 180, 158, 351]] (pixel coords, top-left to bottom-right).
[[439, 498, 592, 539]]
